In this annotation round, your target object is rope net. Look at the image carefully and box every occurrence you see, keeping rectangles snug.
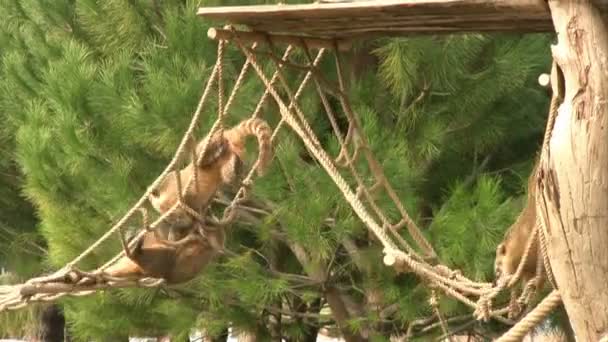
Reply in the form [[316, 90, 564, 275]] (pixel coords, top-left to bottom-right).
[[0, 26, 563, 339]]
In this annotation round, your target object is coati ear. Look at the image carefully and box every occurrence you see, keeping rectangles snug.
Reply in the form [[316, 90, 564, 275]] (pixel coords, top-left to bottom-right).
[[496, 243, 506, 255]]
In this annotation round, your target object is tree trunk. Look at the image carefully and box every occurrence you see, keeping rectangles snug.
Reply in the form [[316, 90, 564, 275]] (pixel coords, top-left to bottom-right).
[[323, 286, 367, 342], [37, 304, 65, 342], [539, 1, 608, 340], [287, 241, 366, 342]]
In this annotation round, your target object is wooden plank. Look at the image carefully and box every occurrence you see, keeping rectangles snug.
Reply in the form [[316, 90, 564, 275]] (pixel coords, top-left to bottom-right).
[[197, 0, 567, 37], [198, 0, 608, 37], [198, 0, 550, 20], [207, 27, 352, 50]]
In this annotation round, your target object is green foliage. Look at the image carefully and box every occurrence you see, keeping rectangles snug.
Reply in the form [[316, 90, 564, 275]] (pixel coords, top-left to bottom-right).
[[430, 176, 518, 281], [0, 0, 555, 339]]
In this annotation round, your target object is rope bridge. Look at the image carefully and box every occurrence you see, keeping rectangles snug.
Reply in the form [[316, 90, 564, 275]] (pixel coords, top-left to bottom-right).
[[0, 25, 563, 341]]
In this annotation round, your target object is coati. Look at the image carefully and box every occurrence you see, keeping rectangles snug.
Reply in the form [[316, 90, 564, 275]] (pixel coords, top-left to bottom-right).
[[102, 221, 223, 284], [98, 118, 273, 284], [148, 117, 273, 227], [494, 164, 543, 289]]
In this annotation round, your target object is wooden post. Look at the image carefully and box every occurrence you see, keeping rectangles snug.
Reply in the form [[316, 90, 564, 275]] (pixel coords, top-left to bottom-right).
[[539, 1, 608, 340]]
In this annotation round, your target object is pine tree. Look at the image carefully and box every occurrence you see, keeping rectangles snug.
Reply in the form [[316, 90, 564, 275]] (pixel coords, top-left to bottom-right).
[[0, 2, 52, 336], [0, 0, 565, 341]]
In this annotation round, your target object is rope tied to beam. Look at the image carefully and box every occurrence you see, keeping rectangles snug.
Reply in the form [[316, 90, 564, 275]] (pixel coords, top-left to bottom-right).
[[227, 31, 524, 328]]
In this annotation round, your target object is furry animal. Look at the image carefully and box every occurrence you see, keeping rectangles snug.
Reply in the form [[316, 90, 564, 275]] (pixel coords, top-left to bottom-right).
[[148, 117, 273, 226], [102, 221, 224, 284], [494, 165, 541, 287], [98, 118, 272, 284], [493, 164, 547, 318]]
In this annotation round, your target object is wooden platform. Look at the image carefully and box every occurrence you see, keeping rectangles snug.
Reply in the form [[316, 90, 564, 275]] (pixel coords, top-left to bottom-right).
[[196, 0, 570, 39]]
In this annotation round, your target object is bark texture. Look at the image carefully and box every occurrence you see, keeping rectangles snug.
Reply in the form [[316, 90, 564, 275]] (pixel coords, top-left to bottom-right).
[[37, 304, 66, 342], [540, 1, 608, 340]]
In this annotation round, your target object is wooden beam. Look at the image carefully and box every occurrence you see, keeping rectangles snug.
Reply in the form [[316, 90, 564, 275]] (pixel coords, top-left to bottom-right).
[[207, 27, 351, 51], [197, 0, 575, 37]]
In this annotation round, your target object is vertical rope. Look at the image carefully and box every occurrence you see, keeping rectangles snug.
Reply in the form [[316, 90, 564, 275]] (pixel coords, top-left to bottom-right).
[[251, 45, 294, 119], [537, 215, 557, 288], [217, 40, 225, 124], [536, 61, 562, 290]]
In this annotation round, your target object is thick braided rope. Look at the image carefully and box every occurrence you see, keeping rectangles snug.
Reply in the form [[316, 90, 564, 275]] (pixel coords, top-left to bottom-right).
[[495, 290, 562, 342], [0, 277, 164, 311], [237, 38, 443, 278], [535, 68, 562, 289], [387, 247, 489, 298], [537, 214, 557, 288], [232, 39, 497, 318], [429, 275, 512, 325], [217, 40, 225, 124], [298, 41, 346, 149], [264, 46, 325, 142], [251, 45, 293, 119], [251, 42, 491, 297], [231, 45, 497, 315], [298, 48, 422, 258]]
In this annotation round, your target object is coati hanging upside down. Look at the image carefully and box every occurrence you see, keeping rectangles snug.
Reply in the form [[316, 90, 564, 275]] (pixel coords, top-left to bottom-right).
[[493, 164, 542, 287], [99, 118, 273, 284], [493, 164, 546, 318]]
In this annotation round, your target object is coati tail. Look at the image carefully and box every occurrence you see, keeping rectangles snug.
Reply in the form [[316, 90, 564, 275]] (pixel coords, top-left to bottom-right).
[[224, 118, 273, 175]]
